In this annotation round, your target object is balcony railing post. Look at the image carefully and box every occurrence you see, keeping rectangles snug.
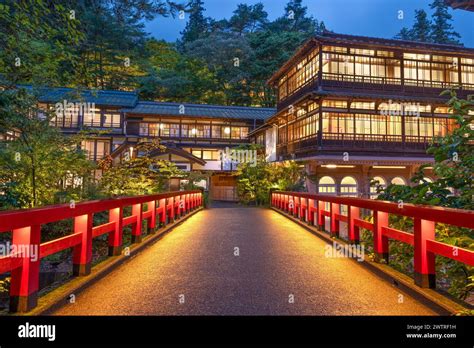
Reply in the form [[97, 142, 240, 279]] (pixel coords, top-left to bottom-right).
[[72, 213, 93, 276], [301, 197, 306, 221], [168, 197, 175, 222], [9, 225, 41, 313], [131, 203, 143, 243], [108, 207, 123, 256], [330, 203, 340, 237], [374, 211, 389, 263], [185, 194, 190, 213], [317, 200, 325, 228], [147, 200, 156, 234], [348, 206, 360, 244], [414, 218, 436, 288], [308, 199, 315, 225], [159, 198, 167, 225]]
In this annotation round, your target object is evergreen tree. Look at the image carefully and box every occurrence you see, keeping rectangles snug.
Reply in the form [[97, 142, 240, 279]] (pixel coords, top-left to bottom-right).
[[411, 9, 432, 42], [228, 3, 268, 35], [430, 0, 461, 44], [180, 0, 209, 45], [394, 27, 413, 41]]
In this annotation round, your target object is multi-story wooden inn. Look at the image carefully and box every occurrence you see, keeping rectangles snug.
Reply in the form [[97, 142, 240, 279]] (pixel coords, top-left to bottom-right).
[[27, 87, 273, 201], [250, 31, 474, 198]]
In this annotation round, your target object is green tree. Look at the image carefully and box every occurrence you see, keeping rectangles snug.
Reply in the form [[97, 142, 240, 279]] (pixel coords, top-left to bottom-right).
[[374, 92, 473, 300], [228, 3, 268, 35], [411, 10, 432, 42], [394, 27, 413, 40], [0, 0, 82, 88], [99, 141, 185, 196], [430, 0, 461, 44], [0, 88, 94, 209], [179, 0, 209, 47]]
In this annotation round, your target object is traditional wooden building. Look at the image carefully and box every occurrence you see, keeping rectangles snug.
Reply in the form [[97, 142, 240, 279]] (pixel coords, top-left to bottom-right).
[[250, 31, 474, 197], [26, 87, 273, 201]]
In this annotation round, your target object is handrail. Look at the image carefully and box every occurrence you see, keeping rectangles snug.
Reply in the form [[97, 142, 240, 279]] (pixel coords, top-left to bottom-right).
[[0, 190, 203, 313], [271, 191, 474, 290]]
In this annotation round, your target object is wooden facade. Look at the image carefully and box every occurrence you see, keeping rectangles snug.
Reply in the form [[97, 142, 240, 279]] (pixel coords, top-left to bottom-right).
[[252, 32, 474, 197]]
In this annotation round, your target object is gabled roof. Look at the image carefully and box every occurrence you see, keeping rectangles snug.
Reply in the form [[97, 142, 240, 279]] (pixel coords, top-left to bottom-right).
[[18, 85, 138, 107], [268, 31, 474, 85], [121, 101, 275, 121]]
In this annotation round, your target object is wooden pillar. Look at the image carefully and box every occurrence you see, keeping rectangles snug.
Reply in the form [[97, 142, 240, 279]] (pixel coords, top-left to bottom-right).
[[9, 225, 41, 312], [72, 213, 93, 276]]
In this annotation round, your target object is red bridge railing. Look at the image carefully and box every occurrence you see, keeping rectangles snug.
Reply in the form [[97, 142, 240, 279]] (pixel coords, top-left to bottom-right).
[[0, 190, 203, 312], [271, 191, 474, 290]]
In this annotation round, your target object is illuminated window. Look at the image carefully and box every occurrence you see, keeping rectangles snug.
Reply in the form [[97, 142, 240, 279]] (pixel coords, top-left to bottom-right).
[[103, 111, 121, 128], [322, 100, 347, 108], [370, 176, 386, 199], [350, 48, 374, 56], [323, 46, 347, 53], [81, 140, 110, 161], [391, 177, 406, 185], [83, 107, 101, 127], [340, 176, 358, 197], [318, 176, 336, 194], [350, 102, 375, 110]]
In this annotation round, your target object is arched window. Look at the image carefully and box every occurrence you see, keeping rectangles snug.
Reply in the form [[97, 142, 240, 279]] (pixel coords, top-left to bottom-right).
[[421, 177, 433, 183], [391, 177, 406, 185], [318, 176, 336, 194], [340, 176, 358, 197], [370, 176, 386, 199]]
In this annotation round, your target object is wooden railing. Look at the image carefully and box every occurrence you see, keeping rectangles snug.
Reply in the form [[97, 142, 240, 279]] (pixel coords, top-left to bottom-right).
[[0, 190, 203, 312], [271, 191, 474, 289]]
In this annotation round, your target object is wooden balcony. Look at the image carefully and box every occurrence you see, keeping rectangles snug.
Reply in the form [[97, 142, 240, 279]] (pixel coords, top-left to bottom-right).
[[276, 132, 433, 159], [276, 73, 474, 111]]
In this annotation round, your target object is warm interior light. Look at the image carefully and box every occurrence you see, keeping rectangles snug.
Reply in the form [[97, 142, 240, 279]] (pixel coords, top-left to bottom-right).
[[191, 128, 197, 135], [321, 164, 355, 168], [159, 123, 164, 129], [224, 127, 231, 134], [372, 166, 406, 169]]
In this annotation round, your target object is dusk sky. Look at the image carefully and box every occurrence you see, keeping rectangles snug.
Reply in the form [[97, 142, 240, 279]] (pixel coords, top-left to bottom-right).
[[145, 0, 474, 46]]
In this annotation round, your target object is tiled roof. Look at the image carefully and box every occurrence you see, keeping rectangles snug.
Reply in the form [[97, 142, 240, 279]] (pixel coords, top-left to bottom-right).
[[122, 101, 276, 120], [317, 31, 474, 54], [18, 85, 138, 107], [268, 31, 474, 85]]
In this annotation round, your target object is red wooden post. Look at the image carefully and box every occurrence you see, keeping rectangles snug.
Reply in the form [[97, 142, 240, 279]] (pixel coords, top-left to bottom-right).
[[308, 199, 315, 225], [185, 194, 190, 213], [284, 194, 289, 212], [147, 200, 156, 234], [9, 225, 41, 313], [168, 196, 175, 222], [72, 213, 93, 276], [159, 198, 167, 225], [300, 197, 306, 221], [374, 211, 389, 263], [317, 200, 325, 228], [414, 218, 436, 288], [108, 207, 123, 256], [330, 203, 340, 237], [131, 203, 143, 243], [348, 206, 360, 244]]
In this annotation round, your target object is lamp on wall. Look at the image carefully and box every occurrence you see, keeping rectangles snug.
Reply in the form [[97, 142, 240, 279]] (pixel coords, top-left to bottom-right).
[[224, 127, 231, 134], [191, 128, 197, 135]]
